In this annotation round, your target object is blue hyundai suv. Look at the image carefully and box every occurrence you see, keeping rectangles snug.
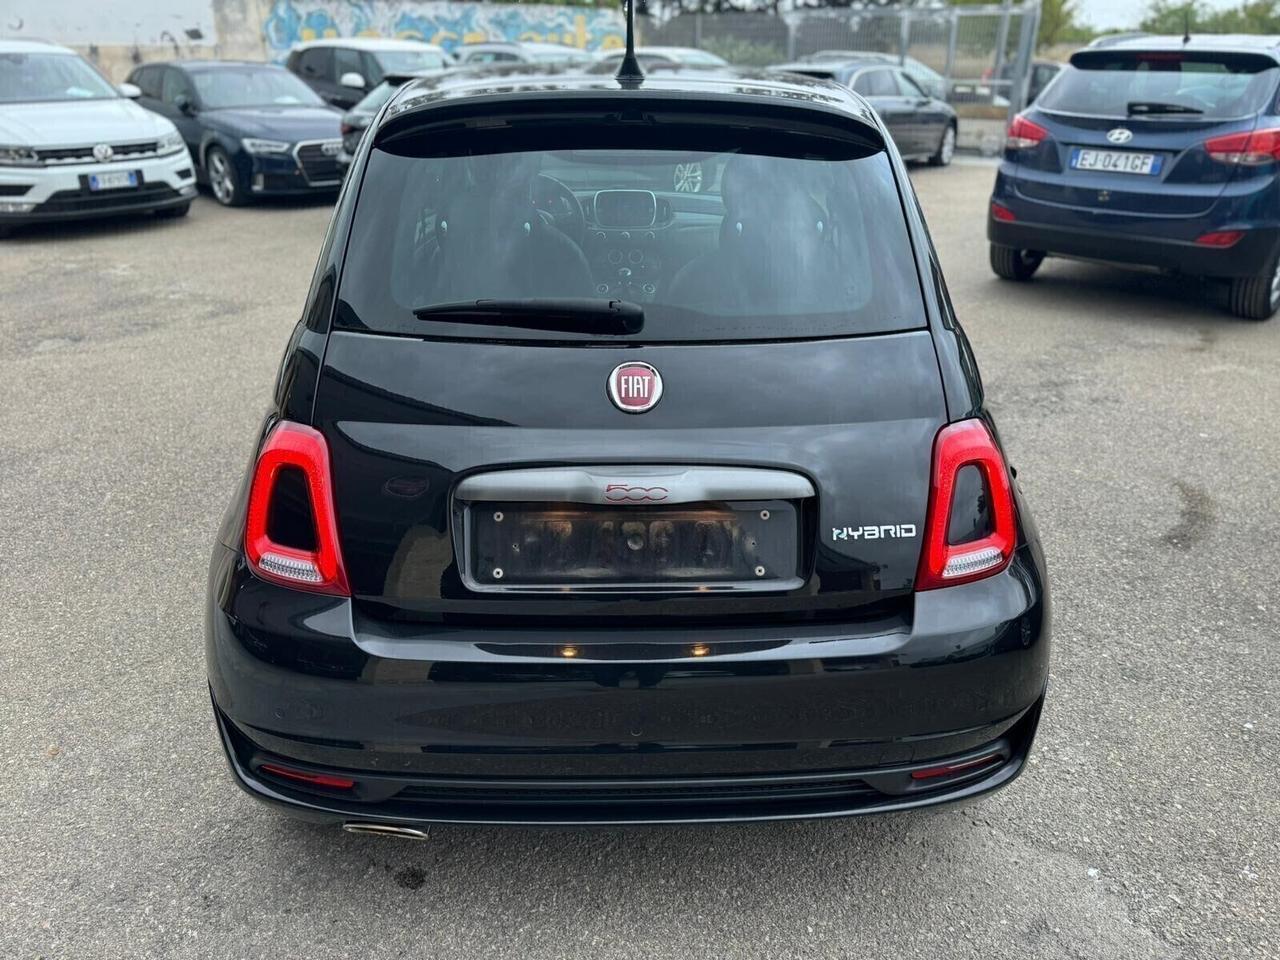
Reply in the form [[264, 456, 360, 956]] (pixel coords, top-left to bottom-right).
[[989, 34, 1280, 320]]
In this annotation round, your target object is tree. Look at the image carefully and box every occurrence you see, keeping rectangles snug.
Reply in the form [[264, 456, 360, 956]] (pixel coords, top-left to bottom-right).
[[1140, 0, 1280, 33]]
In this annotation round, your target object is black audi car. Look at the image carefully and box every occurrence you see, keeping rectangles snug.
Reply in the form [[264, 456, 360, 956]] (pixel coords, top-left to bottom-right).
[[127, 60, 342, 206], [206, 56, 1049, 830]]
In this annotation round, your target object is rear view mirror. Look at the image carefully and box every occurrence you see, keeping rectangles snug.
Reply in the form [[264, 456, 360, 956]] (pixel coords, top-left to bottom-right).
[[174, 94, 195, 116], [118, 82, 142, 99], [339, 72, 366, 90]]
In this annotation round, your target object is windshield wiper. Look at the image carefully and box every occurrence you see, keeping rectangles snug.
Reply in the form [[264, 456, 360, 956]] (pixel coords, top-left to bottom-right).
[[1127, 101, 1204, 116], [412, 298, 644, 335]]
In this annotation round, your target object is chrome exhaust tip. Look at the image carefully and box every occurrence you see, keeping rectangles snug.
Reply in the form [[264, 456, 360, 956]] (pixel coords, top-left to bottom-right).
[[342, 822, 430, 841]]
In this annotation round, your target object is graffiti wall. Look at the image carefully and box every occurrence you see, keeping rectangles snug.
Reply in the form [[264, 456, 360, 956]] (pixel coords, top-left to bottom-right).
[[262, 0, 626, 59]]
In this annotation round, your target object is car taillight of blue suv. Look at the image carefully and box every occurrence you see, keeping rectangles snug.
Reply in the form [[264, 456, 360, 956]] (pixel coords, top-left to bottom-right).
[[988, 35, 1280, 320]]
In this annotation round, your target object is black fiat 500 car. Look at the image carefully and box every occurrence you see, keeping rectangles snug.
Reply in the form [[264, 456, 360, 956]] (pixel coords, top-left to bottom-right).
[[206, 60, 1049, 830]]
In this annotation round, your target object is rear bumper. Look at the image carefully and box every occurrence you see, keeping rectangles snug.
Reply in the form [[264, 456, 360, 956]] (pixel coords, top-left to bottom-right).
[[988, 215, 1279, 277], [206, 540, 1050, 825]]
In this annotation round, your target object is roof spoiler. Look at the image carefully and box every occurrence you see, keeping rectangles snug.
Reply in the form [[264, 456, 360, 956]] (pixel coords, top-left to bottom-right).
[[382, 68, 450, 87]]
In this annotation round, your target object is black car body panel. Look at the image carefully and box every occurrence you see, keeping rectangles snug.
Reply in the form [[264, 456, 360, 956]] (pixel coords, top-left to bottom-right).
[[206, 65, 1049, 826]]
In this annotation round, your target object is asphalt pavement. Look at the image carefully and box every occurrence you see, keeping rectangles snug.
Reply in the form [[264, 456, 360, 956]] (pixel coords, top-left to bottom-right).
[[1, 160, 1276, 960]]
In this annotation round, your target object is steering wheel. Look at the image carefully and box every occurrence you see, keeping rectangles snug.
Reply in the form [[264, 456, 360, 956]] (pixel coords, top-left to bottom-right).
[[531, 174, 585, 248]]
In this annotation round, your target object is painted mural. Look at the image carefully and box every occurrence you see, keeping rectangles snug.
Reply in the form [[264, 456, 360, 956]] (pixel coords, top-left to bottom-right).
[[262, 0, 626, 59]]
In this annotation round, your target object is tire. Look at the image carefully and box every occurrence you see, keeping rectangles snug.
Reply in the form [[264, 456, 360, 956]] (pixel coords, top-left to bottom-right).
[[156, 202, 190, 220], [990, 244, 1044, 281], [1227, 257, 1280, 320], [929, 123, 957, 167], [205, 146, 246, 207]]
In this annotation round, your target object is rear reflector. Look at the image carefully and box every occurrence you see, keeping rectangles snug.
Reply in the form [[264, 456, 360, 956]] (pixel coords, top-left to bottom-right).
[[1006, 114, 1048, 150], [916, 419, 1016, 591], [1205, 128, 1280, 165], [244, 421, 350, 596], [990, 201, 1017, 223], [260, 763, 356, 790], [911, 753, 1002, 781], [1194, 230, 1245, 247]]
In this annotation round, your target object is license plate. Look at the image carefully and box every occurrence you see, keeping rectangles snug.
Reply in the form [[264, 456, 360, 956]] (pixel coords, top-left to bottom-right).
[[88, 171, 139, 191], [1070, 148, 1162, 175], [467, 500, 800, 591]]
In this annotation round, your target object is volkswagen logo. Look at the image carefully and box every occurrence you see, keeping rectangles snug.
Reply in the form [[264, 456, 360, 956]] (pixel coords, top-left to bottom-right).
[[1106, 128, 1133, 145], [607, 362, 663, 413], [320, 141, 341, 156], [92, 143, 115, 162]]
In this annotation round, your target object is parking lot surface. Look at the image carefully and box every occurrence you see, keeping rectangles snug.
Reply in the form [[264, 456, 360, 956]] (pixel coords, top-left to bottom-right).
[[2, 161, 1276, 960]]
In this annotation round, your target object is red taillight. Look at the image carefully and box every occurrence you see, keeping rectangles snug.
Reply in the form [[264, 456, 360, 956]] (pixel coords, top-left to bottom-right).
[[1195, 230, 1245, 247], [244, 421, 350, 595], [259, 763, 356, 790], [911, 753, 1002, 781], [990, 201, 1017, 223], [1006, 114, 1048, 151], [1205, 128, 1280, 165], [916, 419, 1016, 591]]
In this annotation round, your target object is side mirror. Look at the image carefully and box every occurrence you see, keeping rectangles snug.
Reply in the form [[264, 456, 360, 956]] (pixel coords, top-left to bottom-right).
[[174, 94, 195, 116], [118, 81, 142, 99], [339, 71, 366, 90]]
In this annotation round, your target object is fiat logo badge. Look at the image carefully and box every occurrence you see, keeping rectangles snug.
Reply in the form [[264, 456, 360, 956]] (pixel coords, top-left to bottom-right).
[[607, 362, 663, 413], [1106, 127, 1133, 145]]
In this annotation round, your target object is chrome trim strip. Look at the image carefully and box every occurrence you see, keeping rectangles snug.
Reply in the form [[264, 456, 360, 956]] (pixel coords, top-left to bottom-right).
[[455, 465, 815, 505]]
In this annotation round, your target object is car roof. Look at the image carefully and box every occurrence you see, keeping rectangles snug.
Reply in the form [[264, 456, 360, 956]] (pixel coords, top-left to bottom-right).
[[381, 64, 878, 134], [293, 37, 445, 53], [160, 59, 290, 72], [1082, 33, 1280, 58], [0, 38, 77, 55], [769, 59, 893, 75]]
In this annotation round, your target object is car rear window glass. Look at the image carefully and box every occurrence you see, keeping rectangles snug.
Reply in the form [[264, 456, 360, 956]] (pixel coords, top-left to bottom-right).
[[1040, 51, 1280, 119], [337, 109, 925, 342]]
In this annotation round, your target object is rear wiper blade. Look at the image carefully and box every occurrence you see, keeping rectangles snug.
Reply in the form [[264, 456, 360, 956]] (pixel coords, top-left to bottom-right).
[[1127, 101, 1203, 116], [412, 298, 644, 335]]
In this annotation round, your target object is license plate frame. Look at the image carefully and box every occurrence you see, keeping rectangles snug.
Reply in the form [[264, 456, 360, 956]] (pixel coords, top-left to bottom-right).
[[1070, 148, 1162, 176], [87, 170, 140, 192], [462, 500, 803, 594]]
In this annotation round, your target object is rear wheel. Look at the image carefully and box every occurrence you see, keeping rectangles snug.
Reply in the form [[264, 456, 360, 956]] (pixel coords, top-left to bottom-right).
[[206, 146, 245, 207], [990, 244, 1044, 281], [929, 124, 956, 167], [1227, 257, 1280, 321]]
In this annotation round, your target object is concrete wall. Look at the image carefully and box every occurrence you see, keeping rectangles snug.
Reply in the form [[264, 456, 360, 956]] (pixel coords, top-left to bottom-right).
[[7, 0, 624, 81]]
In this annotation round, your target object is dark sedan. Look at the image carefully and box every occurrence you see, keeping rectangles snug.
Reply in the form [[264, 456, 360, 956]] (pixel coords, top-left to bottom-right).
[[770, 57, 958, 166], [127, 61, 343, 206]]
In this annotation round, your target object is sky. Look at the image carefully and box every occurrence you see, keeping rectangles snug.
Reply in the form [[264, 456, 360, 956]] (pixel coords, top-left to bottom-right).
[[1075, 0, 1245, 31]]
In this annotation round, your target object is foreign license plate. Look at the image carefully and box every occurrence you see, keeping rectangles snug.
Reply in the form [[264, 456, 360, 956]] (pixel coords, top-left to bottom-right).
[[467, 500, 800, 591], [1070, 148, 1162, 175], [88, 171, 139, 191]]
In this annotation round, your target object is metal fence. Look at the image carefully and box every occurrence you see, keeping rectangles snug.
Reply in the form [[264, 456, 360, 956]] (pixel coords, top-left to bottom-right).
[[643, 2, 1043, 120]]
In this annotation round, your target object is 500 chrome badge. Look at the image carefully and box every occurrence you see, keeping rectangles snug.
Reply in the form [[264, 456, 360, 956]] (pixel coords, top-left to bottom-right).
[[607, 361, 663, 413]]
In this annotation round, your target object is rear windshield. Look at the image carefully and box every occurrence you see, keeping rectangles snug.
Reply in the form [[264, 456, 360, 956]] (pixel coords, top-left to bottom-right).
[[1040, 51, 1280, 120], [337, 113, 924, 342]]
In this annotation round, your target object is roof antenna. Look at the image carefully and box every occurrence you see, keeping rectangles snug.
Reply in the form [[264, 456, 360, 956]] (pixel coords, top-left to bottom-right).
[[615, 0, 644, 88], [1182, 5, 1192, 44]]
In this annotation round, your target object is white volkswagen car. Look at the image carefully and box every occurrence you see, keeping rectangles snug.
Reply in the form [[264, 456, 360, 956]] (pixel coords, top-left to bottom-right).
[[0, 40, 197, 236]]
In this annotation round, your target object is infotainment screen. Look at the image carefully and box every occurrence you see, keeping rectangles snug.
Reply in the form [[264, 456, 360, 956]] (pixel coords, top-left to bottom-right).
[[594, 190, 657, 228]]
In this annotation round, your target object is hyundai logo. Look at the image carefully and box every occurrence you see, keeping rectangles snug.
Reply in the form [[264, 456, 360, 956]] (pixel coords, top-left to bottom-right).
[[1106, 127, 1133, 145], [92, 143, 115, 162], [607, 362, 663, 413]]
